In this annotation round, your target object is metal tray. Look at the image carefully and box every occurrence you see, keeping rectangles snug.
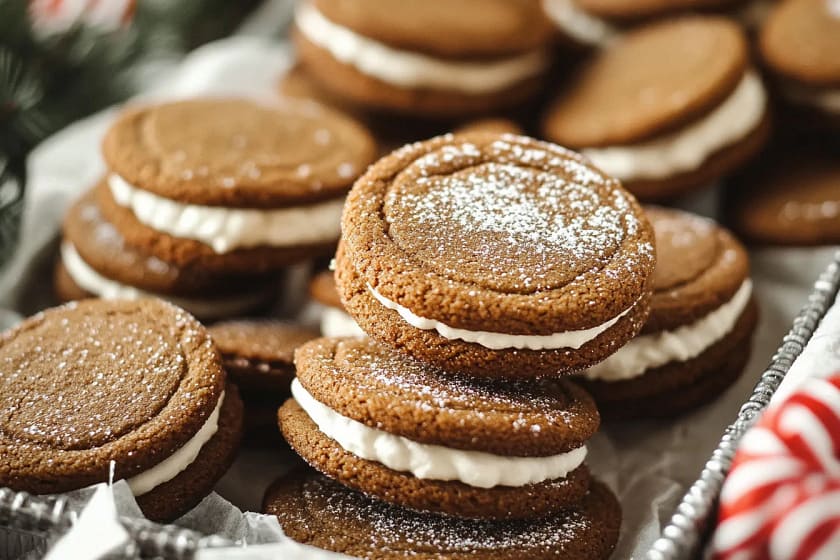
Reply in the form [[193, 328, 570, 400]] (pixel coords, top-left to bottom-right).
[[2, 253, 839, 560]]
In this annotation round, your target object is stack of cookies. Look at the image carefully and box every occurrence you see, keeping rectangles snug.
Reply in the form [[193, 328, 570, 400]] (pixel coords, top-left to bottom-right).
[[267, 133, 659, 559], [55, 97, 377, 321]]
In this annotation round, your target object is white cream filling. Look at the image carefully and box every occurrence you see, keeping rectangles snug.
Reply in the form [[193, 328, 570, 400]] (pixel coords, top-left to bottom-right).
[[295, 3, 549, 94], [320, 307, 365, 338], [783, 83, 840, 115], [291, 379, 586, 488], [368, 283, 636, 351], [108, 174, 344, 254], [583, 71, 767, 182], [541, 0, 618, 47], [61, 242, 267, 319], [127, 392, 224, 496], [584, 279, 753, 382]]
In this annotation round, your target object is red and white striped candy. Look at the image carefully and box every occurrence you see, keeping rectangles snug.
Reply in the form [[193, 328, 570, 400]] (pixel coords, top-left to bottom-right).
[[713, 374, 840, 560]]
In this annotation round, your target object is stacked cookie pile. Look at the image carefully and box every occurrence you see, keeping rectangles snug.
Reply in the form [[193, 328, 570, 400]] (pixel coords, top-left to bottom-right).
[[54, 97, 376, 321], [267, 133, 658, 559]]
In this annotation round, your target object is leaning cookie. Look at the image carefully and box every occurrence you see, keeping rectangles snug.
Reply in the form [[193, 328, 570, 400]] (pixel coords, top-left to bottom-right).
[[759, 0, 840, 130], [308, 270, 365, 337], [280, 337, 600, 520], [541, 0, 757, 48], [0, 299, 243, 522], [579, 207, 757, 419], [265, 467, 621, 560], [98, 97, 376, 274], [208, 321, 319, 444], [292, 0, 555, 116], [337, 133, 655, 377], [55, 190, 277, 320], [542, 16, 770, 201]]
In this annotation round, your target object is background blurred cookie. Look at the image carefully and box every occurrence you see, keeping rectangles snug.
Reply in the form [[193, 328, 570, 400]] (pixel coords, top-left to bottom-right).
[[542, 16, 770, 201]]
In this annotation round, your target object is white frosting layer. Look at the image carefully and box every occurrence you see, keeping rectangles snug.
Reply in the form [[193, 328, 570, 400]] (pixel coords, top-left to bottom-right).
[[368, 283, 635, 351], [320, 307, 365, 338], [541, 0, 618, 47], [127, 392, 224, 496], [584, 279, 753, 382], [108, 174, 344, 253], [295, 3, 549, 94], [61, 242, 266, 319], [784, 83, 840, 115], [583, 71, 767, 181], [291, 379, 586, 488]]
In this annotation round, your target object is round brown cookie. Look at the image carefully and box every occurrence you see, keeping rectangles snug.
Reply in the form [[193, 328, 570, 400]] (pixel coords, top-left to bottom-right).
[[294, 31, 546, 118], [454, 117, 525, 136], [726, 148, 840, 246], [283, 337, 598, 518], [543, 17, 748, 147], [62, 190, 275, 296], [574, 0, 745, 22], [95, 181, 336, 273], [759, 0, 840, 88], [264, 468, 621, 560], [337, 133, 655, 377], [208, 320, 319, 393], [308, 270, 342, 309], [581, 298, 758, 419], [641, 206, 751, 333], [136, 383, 243, 521], [279, 398, 591, 520], [312, 0, 555, 57], [0, 299, 240, 521], [103, 98, 376, 208], [53, 260, 89, 303], [293, 337, 600, 455]]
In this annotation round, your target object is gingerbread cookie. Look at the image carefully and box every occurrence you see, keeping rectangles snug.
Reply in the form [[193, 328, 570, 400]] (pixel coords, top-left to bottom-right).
[[0, 299, 243, 522], [579, 207, 757, 418], [726, 146, 840, 246], [542, 17, 770, 200], [280, 337, 599, 519], [292, 1, 554, 116], [55, 190, 276, 320], [759, 0, 840, 128], [264, 467, 621, 560], [98, 98, 376, 272], [337, 133, 655, 377]]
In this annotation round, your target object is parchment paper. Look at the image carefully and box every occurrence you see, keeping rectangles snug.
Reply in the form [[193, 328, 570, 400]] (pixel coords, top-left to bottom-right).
[[3, 32, 838, 560]]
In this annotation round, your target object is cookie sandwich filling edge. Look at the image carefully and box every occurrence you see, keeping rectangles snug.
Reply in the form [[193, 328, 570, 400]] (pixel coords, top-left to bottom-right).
[[290, 379, 587, 489]]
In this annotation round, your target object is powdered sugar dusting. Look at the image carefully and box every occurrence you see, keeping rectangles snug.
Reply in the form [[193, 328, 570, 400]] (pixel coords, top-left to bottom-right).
[[280, 474, 592, 555], [384, 138, 639, 292]]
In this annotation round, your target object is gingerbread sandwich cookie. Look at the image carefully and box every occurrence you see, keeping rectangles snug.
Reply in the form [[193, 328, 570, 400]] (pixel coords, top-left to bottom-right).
[[55, 190, 276, 320], [541, 0, 750, 47], [98, 97, 376, 274], [0, 299, 243, 522], [264, 468, 621, 560], [292, 0, 555, 117], [726, 147, 840, 246], [579, 207, 757, 418], [308, 270, 365, 338], [208, 320, 318, 443], [337, 133, 655, 377], [280, 337, 599, 520], [759, 0, 840, 129], [542, 16, 770, 201]]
